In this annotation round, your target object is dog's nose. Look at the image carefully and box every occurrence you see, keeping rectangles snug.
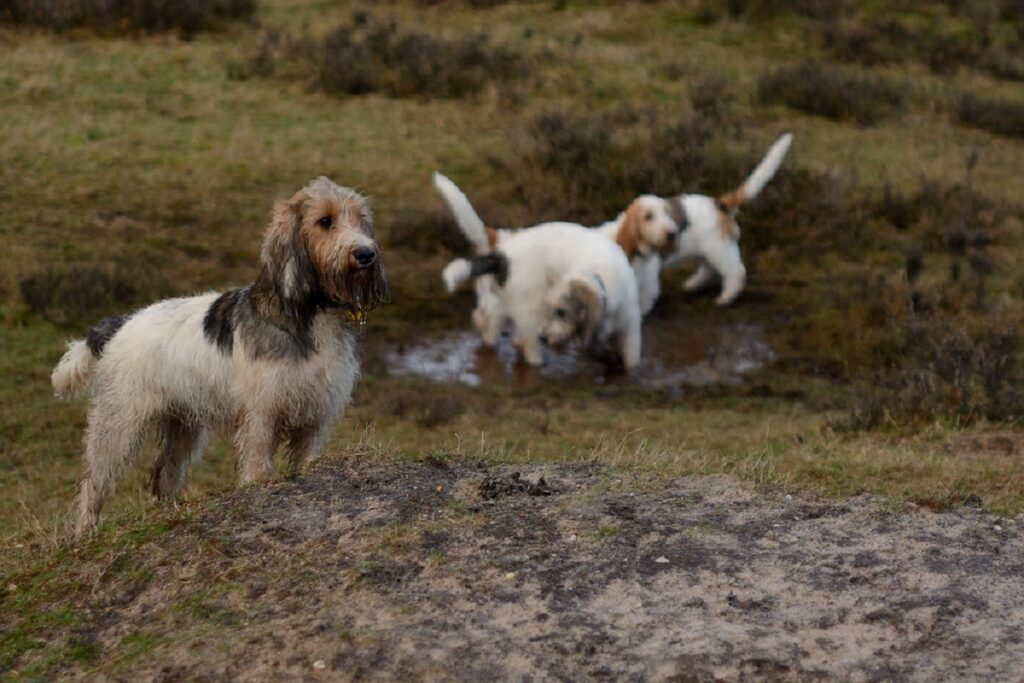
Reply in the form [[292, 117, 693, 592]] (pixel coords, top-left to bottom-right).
[[353, 246, 377, 266], [539, 334, 549, 344]]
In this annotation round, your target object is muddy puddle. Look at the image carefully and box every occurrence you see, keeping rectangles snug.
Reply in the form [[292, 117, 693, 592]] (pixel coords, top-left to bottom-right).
[[383, 317, 773, 388]]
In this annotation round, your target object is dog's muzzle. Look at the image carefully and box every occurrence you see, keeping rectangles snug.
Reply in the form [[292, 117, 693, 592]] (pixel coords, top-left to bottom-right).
[[353, 246, 377, 267]]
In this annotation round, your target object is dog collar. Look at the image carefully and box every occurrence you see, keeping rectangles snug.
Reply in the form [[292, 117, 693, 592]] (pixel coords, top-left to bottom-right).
[[343, 308, 368, 329]]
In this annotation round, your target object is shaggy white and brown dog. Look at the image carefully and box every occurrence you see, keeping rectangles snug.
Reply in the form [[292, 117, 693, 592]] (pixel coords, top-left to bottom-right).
[[448, 223, 642, 370], [52, 177, 388, 535], [435, 172, 677, 344]]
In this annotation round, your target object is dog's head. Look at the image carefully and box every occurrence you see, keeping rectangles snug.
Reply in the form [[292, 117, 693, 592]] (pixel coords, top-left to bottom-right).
[[262, 177, 389, 318], [614, 195, 680, 258], [540, 274, 605, 349]]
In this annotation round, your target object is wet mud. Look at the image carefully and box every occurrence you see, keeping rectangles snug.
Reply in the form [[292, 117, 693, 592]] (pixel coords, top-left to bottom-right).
[[384, 317, 773, 389]]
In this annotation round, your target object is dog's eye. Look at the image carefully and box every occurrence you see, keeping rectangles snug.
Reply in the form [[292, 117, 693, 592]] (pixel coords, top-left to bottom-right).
[[318, 216, 333, 228], [644, 211, 653, 221], [555, 307, 566, 318]]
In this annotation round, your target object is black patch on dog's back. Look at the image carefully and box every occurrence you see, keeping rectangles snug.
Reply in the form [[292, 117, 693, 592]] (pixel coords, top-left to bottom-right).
[[468, 252, 510, 286], [86, 314, 131, 356], [203, 288, 244, 354]]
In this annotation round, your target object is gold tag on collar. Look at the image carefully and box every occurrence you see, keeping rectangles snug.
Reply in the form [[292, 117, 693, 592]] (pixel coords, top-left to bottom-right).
[[344, 309, 368, 328]]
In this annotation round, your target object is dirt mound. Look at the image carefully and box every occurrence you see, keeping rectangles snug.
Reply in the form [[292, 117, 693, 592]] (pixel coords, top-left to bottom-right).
[[19, 457, 1024, 681]]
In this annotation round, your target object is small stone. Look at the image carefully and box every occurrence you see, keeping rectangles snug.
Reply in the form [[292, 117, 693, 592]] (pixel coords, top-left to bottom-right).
[[313, 660, 327, 670], [772, 524, 781, 528], [505, 571, 516, 580], [569, 534, 577, 542], [785, 494, 793, 501], [655, 556, 670, 564], [994, 525, 1003, 532], [6, 584, 16, 592]]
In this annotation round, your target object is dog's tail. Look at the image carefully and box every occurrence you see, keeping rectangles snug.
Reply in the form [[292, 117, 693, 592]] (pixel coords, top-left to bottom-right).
[[433, 172, 494, 254], [52, 340, 96, 399], [442, 253, 509, 293], [716, 133, 793, 215]]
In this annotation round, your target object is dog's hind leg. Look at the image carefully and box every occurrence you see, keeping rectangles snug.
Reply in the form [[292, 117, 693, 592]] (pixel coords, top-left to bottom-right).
[[75, 400, 151, 535], [683, 263, 715, 292], [234, 411, 279, 485], [151, 416, 208, 501], [705, 243, 746, 306]]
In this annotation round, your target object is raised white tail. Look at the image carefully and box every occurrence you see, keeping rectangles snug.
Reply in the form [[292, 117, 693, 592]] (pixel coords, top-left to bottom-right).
[[718, 133, 793, 213], [433, 172, 490, 254], [52, 340, 95, 398]]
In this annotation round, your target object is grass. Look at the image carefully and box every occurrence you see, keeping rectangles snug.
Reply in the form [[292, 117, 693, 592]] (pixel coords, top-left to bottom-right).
[[1, 7, 1024, 666]]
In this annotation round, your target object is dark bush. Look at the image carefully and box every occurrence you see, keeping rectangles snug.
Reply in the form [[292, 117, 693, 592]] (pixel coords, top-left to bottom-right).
[[385, 208, 470, 255], [624, 114, 715, 200], [820, 14, 1023, 81], [820, 21, 912, 67], [850, 318, 1024, 428], [529, 112, 614, 210], [688, 73, 734, 125], [1, 0, 255, 36], [981, 49, 1024, 82], [20, 263, 172, 326], [730, 0, 848, 20], [305, 14, 528, 99], [757, 63, 906, 125], [955, 93, 1024, 139]]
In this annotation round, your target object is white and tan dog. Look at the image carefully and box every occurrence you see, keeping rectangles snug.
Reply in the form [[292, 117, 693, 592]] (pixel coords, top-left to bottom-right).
[[52, 177, 388, 535], [666, 133, 793, 305], [448, 222, 642, 369], [435, 173, 678, 343]]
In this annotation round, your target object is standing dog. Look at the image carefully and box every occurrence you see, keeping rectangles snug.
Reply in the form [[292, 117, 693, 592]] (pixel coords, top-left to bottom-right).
[[452, 223, 642, 370], [666, 133, 793, 305], [52, 177, 388, 535]]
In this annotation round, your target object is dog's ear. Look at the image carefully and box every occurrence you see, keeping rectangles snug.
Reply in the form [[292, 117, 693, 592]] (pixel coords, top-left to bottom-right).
[[262, 189, 317, 314], [568, 276, 604, 343], [615, 200, 641, 257]]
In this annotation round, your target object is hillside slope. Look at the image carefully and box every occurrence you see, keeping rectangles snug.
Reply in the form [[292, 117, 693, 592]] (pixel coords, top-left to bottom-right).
[[4, 455, 1022, 680]]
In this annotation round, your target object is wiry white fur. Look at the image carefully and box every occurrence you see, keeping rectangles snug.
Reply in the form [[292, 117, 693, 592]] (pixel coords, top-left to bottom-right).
[[52, 340, 95, 398], [56, 294, 359, 536], [666, 133, 793, 305], [433, 172, 491, 253], [488, 223, 642, 369]]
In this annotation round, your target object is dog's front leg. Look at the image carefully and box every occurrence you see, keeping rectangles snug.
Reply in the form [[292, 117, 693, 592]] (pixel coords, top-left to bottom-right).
[[234, 411, 279, 484], [285, 425, 327, 478]]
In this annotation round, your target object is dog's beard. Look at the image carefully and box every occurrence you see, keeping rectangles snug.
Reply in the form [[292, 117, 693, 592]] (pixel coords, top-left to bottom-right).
[[323, 261, 390, 314]]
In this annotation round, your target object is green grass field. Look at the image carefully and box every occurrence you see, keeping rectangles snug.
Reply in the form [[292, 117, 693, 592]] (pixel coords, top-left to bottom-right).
[[2, 0, 1024, 566]]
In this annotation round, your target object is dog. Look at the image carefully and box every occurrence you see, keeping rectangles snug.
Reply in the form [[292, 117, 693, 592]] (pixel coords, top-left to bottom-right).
[[450, 222, 642, 369], [665, 133, 793, 305], [435, 173, 677, 343], [51, 177, 388, 535]]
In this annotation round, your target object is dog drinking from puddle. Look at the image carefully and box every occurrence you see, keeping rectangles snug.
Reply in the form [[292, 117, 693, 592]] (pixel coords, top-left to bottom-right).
[[450, 222, 643, 370], [51, 177, 388, 535]]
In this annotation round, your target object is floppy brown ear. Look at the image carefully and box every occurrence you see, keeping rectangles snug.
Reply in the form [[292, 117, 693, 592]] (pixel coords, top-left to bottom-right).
[[568, 277, 604, 343], [615, 200, 641, 257], [261, 189, 316, 314]]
